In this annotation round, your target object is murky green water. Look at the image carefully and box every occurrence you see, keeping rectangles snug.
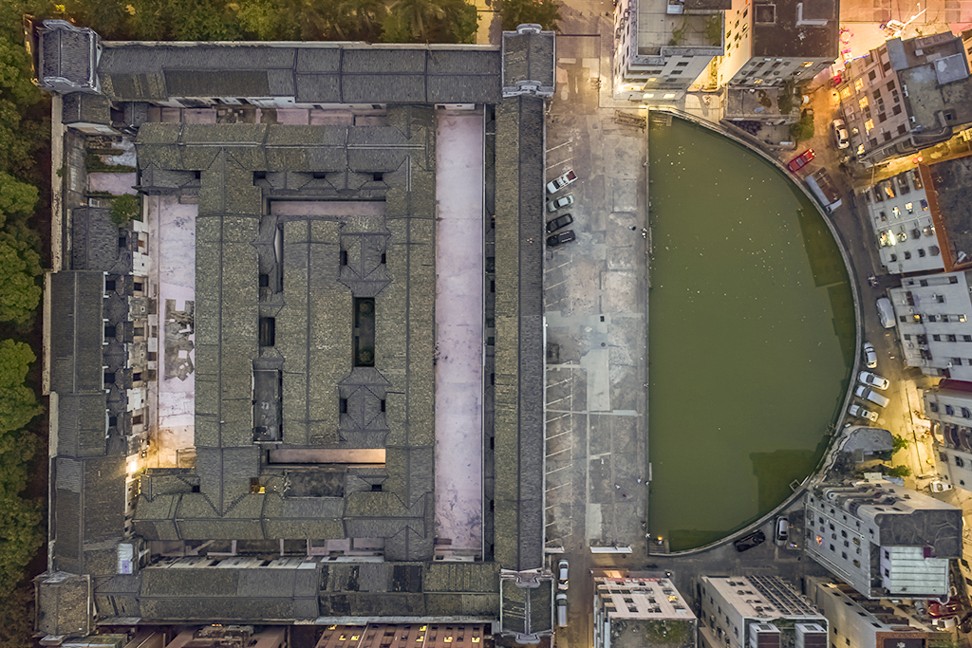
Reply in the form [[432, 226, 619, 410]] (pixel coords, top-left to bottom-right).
[[648, 117, 854, 551]]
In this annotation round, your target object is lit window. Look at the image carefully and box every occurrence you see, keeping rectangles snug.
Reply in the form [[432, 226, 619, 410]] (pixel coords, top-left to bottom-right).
[[472, 639, 481, 644], [840, 87, 852, 100], [445, 638, 454, 643], [351, 637, 359, 642], [864, 119, 874, 133], [858, 96, 869, 110], [803, 61, 813, 67], [854, 78, 865, 92], [643, 93, 655, 99], [648, 77, 657, 82], [663, 93, 676, 99]]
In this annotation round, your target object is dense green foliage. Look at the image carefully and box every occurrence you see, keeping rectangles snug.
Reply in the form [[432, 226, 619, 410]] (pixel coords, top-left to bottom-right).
[[0, 2, 49, 644], [495, 0, 561, 31], [111, 193, 141, 225], [62, 0, 479, 43]]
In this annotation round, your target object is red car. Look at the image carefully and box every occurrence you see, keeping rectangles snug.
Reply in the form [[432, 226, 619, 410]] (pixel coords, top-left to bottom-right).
[[928, 600, 963, 619], [787, 148, 815, 172]]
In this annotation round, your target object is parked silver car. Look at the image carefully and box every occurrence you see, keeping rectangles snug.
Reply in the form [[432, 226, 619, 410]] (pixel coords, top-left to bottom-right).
[[546, 194, 574, 213]]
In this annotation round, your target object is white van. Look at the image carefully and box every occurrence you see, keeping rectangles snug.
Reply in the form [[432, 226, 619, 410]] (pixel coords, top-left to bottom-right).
[[855, 384, 890, 408], [876, 297, 896, 329], [556, 592, 568, 627]]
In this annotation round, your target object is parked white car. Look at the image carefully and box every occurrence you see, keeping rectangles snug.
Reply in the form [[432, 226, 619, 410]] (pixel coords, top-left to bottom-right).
[[862, 342, 877, 369], [774, 516, 790, 546], [546, 169, 578, 194], [858, 370, 889, 390], [849, 403, 879, 423], [832, 119, 850, 149], [930, 480, 953, 493]]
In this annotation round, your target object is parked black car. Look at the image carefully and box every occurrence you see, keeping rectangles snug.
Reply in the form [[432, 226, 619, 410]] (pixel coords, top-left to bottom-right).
[[733, 530, 766, 552], [546, 230, 576, 247], [546, 213, 574, 233]]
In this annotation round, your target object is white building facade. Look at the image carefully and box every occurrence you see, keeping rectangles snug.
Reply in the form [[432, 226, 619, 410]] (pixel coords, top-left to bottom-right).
[[698, 575, 826, 648], [804, 479, 962, 599], [889, 270, 972, 380], [594, 575, 697, 648], [613, 0, 728, 103], [923, 381, 972, 490], [862, 167, 942, 274], [808, 577, 939, 648]]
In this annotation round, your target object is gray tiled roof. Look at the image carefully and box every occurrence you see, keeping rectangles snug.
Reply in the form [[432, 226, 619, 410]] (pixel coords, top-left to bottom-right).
[[52, 456, 126, 575], [49, 272, 105, 394], [502, 29, 555, 94], [138, 560, 321, 621], [42, 22, 552, 624], [96, 42, 503, 104], [70, 207, 129, 272], [56, 394, 107, 458], [38, 21, 98, 91], [62, 92, 111, 126], [132, 111, 439, 561], [35, 572, 91, 638], [491, 97, 546, 571]]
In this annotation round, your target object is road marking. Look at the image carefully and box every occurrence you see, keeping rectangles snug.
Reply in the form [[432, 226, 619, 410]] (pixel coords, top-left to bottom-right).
[[546, 157, 573, 170], [546, 141, 572, 153], [546, 447, 572, 459], [547, 464, 572, 474]]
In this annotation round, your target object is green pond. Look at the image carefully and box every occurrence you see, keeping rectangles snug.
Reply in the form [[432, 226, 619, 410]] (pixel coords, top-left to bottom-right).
[[647, 117, 855, 551]]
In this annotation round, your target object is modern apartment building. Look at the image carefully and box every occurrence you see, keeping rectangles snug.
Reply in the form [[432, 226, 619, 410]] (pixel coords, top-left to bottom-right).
[[804, 479, 962, 599], [836, 33, 972, 165], [862, 167, 940, 273], [698, 575, 826, 648], [862, 154, 972, 274], [889, 270, 972, 380], [726, 0, 838, 88], [594, 575, 697, 648], [923, 380, 972, 490], [32, 18, 555, 644], [808, 577, 939, 648], [613, 0, 727, 103]]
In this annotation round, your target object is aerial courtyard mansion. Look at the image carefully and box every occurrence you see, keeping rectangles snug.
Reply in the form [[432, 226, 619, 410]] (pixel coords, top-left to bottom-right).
[[33, 20, 555, 640]]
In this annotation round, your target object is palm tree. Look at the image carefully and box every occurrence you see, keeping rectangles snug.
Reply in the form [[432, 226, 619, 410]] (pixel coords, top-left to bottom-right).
[[332, 0, 387, 41], [385, 0, 445, 42], [496, 0, 562, 31]]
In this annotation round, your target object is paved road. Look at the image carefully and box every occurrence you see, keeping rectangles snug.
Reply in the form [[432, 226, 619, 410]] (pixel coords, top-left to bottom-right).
[[542, 1, 653, 645]]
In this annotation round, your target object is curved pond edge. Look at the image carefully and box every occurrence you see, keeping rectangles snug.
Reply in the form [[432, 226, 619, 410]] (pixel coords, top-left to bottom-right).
[[646, 108, 863, 557]]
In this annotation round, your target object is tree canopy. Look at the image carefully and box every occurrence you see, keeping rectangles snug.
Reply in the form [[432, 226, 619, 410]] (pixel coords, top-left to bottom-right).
[[496, 0, 562, 31], [0, 227, 41, 325], [0, 340, 41, 433], [59, 0, 481, 43]]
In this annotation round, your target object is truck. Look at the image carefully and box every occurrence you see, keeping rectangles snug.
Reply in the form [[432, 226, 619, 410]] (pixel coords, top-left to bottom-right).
[[855, 384, 890, 408], [546, 169, 578, 194]]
